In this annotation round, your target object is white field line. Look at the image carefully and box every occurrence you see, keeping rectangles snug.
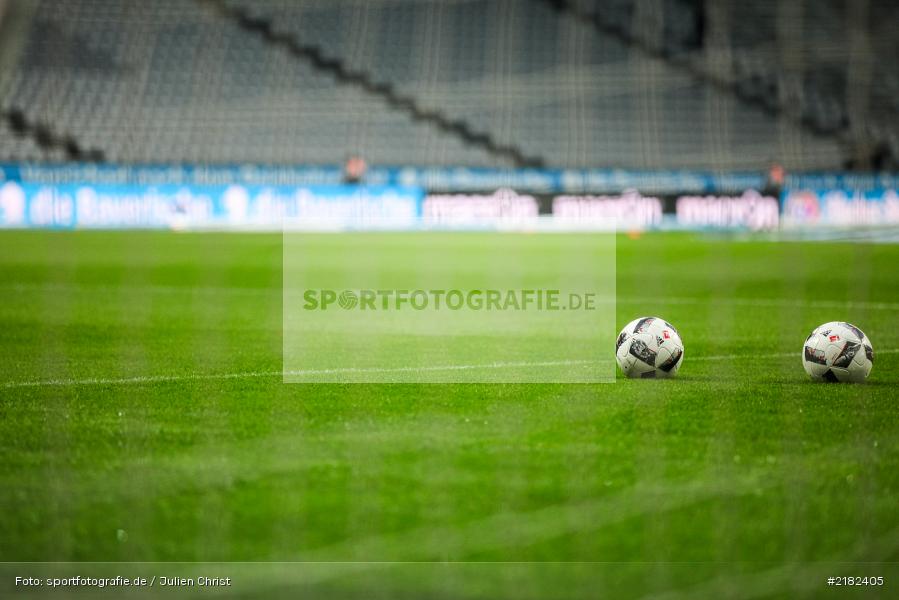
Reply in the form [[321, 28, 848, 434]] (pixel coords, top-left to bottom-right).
[[623, 296, 899, 312], [2, 359, 601, 389], [3, 281, 899, 312], [4, 350, 897, 390]]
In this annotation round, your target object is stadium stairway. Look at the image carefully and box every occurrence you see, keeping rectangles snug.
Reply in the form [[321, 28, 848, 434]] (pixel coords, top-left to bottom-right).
[[558, 0, 898, 170], [199, 0, 545, 168], [1, 107, 105, 162], [223, 0, 849, 170], [0, 0, 514, 167]]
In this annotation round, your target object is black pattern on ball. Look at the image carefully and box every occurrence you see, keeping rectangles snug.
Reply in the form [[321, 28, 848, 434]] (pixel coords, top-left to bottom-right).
[[633, 317, 655, 334], [657, 348, 683, 373], [842, 322, 864, 340], [629, 339, 656, 366], [616, 332, 628, 351], [832, 342, 859, 368], [804, 346, 827, 365]]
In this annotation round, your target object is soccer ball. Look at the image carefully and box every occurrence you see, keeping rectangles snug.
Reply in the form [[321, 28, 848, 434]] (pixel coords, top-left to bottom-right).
[[616, 317, 684, 378], [802, 321, 873, 383]]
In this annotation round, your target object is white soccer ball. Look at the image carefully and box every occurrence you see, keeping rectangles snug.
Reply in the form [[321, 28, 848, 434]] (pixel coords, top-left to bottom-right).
[[616, 317, 684, 378], [802, 321, 873, 383]]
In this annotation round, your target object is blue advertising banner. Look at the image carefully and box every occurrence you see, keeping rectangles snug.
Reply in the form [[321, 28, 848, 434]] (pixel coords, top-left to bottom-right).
[[0, 181, 423, 230], [2, 162, 897, 231], [782, 188, 899, 226], [0, 162, 769, 195], [785, 173, 899, 193]]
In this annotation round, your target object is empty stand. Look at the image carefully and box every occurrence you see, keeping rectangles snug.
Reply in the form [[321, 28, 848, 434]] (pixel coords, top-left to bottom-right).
[[0, 0, 894, 169]]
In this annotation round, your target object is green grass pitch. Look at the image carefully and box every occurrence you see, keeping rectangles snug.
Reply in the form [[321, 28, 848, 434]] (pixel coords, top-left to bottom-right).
[[1, 230, 898, 599]]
